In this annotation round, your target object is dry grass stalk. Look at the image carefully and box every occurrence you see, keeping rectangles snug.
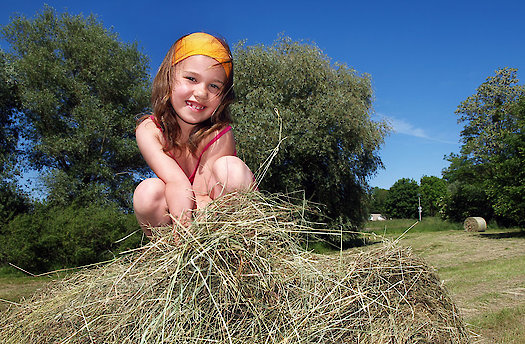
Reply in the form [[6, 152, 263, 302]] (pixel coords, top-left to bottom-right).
[[0, 191, 471, 343]]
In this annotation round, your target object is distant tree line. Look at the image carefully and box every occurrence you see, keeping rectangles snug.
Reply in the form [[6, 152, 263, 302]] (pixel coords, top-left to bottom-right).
[[369, 68, 524, 227], [0, 7, 388, 272], [369, 176, 447, 219]]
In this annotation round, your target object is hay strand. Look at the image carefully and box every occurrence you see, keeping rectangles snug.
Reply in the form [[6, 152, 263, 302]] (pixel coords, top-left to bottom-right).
[[0, 191, 471, 343]]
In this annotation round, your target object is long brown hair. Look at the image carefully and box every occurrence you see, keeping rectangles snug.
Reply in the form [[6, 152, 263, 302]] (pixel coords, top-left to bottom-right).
[[145, 33, 235, 155]]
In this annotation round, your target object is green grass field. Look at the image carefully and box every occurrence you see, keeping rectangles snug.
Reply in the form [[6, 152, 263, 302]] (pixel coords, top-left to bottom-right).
[[361, 218, 525, 344], [1, 218, 523, 343]]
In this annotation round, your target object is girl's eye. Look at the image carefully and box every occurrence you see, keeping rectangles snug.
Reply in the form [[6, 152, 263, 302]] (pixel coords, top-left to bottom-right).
[[185, 76, 196, 82], [208, 83, 222, 94]]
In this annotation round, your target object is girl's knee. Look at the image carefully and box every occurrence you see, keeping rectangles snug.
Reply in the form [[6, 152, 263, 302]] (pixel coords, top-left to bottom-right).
[[133, 178, 167, 213], [212, 156, 254, 192]]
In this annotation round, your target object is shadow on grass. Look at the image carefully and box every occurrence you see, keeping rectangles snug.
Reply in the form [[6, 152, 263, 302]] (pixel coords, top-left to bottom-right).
[[479, 230, 525, 239]]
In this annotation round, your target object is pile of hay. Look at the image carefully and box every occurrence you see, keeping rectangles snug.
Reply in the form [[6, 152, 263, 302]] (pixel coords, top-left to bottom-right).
[[464, 217, 487, 232], [0, 192, 471, 343]]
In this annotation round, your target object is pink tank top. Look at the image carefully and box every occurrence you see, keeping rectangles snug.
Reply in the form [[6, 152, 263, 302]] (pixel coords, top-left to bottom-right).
[[149, 115, 236, 183]]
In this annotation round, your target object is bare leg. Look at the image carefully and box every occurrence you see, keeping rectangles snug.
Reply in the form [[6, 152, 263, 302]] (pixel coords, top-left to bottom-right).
[[133, 178, 171, 236], [210, 156, 255, 199]]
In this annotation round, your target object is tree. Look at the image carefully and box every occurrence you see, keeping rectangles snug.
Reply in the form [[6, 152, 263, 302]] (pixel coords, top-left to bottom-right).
[[486, 97, 525, 225], [0, 50, 31, 230], [232, 36, 389, 228], [0, 49, 19, 181], [439, 180, 494, 223], [1, 6, 151, 209], [0, 183, 31, 228], [442, 68, 524, 225], [384, 178, 419, 219], [368, 187, 389, 215], [1, 202, 141, 273], [419, 176, 447, 217]]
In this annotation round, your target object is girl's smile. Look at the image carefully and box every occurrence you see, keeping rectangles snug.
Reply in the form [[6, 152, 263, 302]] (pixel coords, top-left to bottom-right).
[[185, 100, 206, 111], [170, 55, 227, 128]]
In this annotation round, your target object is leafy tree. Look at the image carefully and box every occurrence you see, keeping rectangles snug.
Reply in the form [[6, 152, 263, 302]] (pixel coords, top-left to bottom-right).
[[0, 183, 31, 231], [369, 187, 389, 215], [486, 97, 524, 226], [0, 49, 19, 180], [456, 68, 523, 164], [1, 6, 150, 209], [419, 175, 447, 217], [441, 151, 491, 221], [232, 36, 389, 229], [439, 180, 493, 223], [384, 178, 419, 219], [1, 202, 142, 273], [442, 68, 524, 225], [0, 51, 30, 231]]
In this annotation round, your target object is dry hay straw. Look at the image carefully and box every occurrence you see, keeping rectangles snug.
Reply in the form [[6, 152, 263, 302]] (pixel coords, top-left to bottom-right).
[[0, 191, 471, 343], [463, 217, 487, 232]]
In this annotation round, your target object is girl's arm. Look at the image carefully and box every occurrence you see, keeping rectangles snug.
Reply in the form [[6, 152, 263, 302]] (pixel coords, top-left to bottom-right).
[[136, 118, 194, 222], [192, 129, 237, 208]]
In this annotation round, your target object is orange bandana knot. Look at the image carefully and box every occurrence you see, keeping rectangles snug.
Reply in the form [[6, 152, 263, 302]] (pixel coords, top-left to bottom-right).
[[172, 32, 232, 78]]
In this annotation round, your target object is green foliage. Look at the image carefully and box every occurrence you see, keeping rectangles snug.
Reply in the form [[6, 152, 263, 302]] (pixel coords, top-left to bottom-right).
[[1, 6, 151, 209], [456, 68, 523, 162], [419, 175, 447, 217], [232, 36, 389, 231], [0, 203, 142, 273], [441, 153, 493, 222], [486, 97, 525, 226], [368, 187, 389, 214], [442, 68, 524, 226], [0, 183, 31, 227], [384, 178, 419, 219], [0, 50, 19, 180]]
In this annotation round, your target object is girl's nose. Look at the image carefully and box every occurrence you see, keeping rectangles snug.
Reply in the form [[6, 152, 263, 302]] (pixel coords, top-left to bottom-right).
[[193, 83, 208, 101]]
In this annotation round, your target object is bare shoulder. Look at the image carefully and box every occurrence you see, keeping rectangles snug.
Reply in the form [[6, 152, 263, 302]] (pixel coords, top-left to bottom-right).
[[136, 117, 162, 139], [200, 126, 236, 157], [136, 117, 157, 133], [136, 117, 165, 150]]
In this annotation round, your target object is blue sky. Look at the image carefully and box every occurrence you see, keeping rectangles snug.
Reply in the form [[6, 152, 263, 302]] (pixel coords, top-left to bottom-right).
[[2, 0, 524, 189]]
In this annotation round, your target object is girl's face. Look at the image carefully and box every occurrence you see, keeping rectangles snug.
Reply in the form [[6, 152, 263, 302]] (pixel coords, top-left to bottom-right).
[[170, 55, 227, 127]]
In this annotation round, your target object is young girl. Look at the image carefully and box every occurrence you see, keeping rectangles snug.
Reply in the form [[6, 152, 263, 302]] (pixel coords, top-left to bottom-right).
[[133, 32, 254, 235]]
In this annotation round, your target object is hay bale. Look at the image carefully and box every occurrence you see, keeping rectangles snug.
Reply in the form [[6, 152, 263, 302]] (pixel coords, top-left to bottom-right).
[[464, 217, 487, 232], [0, 192, 472, 343]]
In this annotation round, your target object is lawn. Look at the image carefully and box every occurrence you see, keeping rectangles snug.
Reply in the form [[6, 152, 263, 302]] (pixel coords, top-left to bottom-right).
[[1, 218, 523, 343], [361, 219, 525, 344]]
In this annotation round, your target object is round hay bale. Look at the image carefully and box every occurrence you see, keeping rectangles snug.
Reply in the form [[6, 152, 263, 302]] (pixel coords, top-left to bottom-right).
[[464, 216, 487, 232], [0, 192, 472, 344]]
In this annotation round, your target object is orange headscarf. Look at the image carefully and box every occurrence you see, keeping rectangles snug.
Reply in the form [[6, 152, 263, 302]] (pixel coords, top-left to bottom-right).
[[171, 32, 232, 78]]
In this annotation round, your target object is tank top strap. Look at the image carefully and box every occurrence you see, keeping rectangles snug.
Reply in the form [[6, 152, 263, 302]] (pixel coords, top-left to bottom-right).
[[197, 126, 233, 160], [149, 115, 162, 131], [188, 125, 233, 183]]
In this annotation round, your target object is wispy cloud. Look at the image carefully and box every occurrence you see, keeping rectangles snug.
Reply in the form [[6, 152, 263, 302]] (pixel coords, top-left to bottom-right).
[[375, 114, 459, 145]]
